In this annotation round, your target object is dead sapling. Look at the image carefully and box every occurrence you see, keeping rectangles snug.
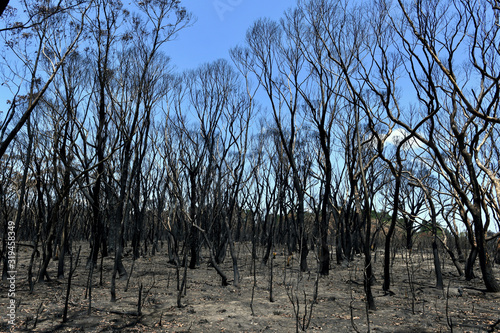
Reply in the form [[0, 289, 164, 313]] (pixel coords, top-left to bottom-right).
[[269, 250, 276, 302], [404, 248, 417, 315], [445, 280, 454, 333], [349, 261, 362, 333], [250, 243, 257, 316], [33, 301, 44, 330], [125, 256, 136, 292], [139, 274, 156, 317], [137, 283, 143, 317], [285, 248, 318, 332], [63, 246, 81, 323]]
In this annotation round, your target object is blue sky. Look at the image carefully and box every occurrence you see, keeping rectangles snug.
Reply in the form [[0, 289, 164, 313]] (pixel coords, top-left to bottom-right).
[[0, 0, 295, 115], [167, 0, 295, 71]]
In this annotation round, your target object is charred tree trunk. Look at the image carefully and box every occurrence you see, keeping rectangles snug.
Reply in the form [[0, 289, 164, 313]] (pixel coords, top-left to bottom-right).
[[57, 208, 70, 279], [4, 119, 33, 280], [336, 215, 344, 265], [295, 180, 308, 273], [188, 173, 199, 269], [404, 217, 413, 251], [38, 214, 56, 282], [318, 126, 331, 275], [465, 247, 477, 281], [363, 208, 376, 310], [473, 212, 500, 292], [383, 170, 401, 293], [495, 238, 500, 265]]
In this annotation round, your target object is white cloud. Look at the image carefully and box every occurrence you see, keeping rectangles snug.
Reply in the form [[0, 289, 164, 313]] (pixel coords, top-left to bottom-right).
[[385, 128, 425, 150]]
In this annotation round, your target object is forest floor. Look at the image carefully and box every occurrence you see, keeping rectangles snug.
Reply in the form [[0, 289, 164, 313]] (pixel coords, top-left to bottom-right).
[[1, 242, 500, 332]]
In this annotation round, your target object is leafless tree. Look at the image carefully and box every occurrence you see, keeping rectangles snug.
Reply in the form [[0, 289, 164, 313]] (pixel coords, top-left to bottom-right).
[[235, 17, 312, 272], [381, 0, 500, 292], [0, 0, 89, 158], [105, 0, 191, 302]]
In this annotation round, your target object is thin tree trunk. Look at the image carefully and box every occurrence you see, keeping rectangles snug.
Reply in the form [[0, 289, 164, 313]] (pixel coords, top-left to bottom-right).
[[63, 247, 81, 323], [202, 231, 229, 286], [474, 221, 500, 292], [383, 172, 401, 293], [465, 247, 477, 281], [432, 238, 443, 289], [355, 107, 375, 310], [4, 119, 33, 280], [223, 217, 240, 287], [438, 237, 464, 276]]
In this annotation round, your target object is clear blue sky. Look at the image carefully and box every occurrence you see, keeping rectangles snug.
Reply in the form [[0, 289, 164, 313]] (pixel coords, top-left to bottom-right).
[[167, 0, 296, 71]]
